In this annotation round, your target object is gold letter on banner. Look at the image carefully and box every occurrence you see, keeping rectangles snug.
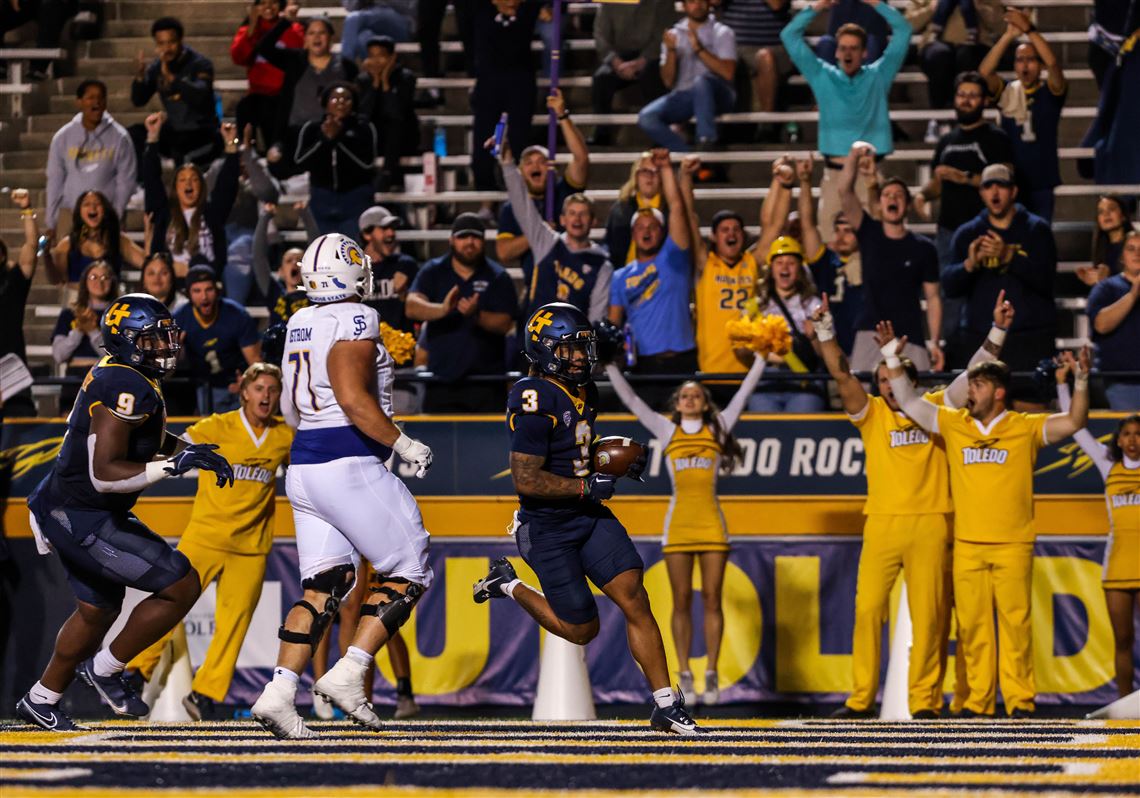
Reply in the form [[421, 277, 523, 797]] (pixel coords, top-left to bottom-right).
[[377, 557, 491, 694], [1032, 556, 1113, 694], [775, 555, 851, 692], [642, 559, 762, 694]]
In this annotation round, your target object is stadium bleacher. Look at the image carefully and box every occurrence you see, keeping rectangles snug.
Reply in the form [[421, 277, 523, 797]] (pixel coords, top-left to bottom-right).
[[0, 0, 1132, 387]]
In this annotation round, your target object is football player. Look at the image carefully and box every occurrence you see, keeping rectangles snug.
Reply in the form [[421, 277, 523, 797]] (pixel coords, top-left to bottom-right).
[[18, 295, 235, 731], [250, 233, 434, 740], [473, 302, 704, 734]]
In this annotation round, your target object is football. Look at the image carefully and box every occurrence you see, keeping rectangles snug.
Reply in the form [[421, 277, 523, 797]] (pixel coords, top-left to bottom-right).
[[592, 436, 647, 477]]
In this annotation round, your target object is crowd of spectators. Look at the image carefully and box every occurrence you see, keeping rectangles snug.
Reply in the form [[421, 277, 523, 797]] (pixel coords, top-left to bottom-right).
[[1, 0, 1138, 419]]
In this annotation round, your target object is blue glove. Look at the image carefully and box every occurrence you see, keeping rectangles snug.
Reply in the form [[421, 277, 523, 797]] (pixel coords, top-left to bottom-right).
[[584, 473, 617, 502], [166, 443, 235, 488], [625, 451, 648, 482]]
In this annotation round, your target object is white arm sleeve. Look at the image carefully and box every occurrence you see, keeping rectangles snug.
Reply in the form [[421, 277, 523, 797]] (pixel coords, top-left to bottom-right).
[[604, 363, 676, 440], [1057, 383, 1112, 480], [719, 355, 767, 430], [87, 433, 169, 493], [889, 373, 940, 433], [944, 336, 1001, 407]]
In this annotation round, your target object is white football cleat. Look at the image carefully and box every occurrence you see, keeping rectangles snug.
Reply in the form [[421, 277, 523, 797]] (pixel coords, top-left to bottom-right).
[[251, 680, 317, 740], [311, 687, 335, 720], [313, 658, 382, 730]]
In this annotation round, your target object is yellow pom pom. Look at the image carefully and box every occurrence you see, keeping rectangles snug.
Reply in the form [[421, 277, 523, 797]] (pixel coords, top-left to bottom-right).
[[725, 313, 791, 356], [379, 322, 416, 365]]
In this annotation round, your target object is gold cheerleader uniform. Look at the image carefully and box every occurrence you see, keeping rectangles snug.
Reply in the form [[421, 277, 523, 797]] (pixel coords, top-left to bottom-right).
[[604, 357, 767, 554]]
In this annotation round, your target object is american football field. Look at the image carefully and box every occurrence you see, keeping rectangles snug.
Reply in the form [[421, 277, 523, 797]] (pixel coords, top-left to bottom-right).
[[2, 717, 1139, 797]]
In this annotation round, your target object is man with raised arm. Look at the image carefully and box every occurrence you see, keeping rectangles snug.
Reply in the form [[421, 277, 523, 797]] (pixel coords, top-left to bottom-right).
[[882, 334, 1090, 717], [810, 290, 1012, 718]]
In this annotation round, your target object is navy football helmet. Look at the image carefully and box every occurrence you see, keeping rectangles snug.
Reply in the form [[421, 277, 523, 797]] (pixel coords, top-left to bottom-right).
[[100, 293, 181, 378], [523, 302, 597, 385]]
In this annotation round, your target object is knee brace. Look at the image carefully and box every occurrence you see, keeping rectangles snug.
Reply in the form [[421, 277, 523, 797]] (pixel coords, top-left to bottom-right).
[[360, 574, 424, 636], [278, 564, 356, 652]]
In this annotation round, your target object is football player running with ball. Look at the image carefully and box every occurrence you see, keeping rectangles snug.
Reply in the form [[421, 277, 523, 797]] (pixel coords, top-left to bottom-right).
[[18, 295, 235, 730], [473, 302, 704, 735], [250, 233, 434, 740]]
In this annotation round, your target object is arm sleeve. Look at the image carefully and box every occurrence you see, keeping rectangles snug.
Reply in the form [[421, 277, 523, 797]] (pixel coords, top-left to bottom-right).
[[889, 371, 940, 432], [588, 263, 613, 323], [141, 143, 170, 229], [504, 165, 557, 263], [252, 209, 274, 297], [943, 334, 1001, 408], [231, 25, 256, 67], [604, 363, 676, 439], [873, 1, 912, 78], [205, 152, 242, 231], [719, 354, 767, 429], [300, 205, 321, 241], [52, 328, 83, 364], [1057, 383, 1112, 480], [293, 121, 327, 166], [254, 20, 293, 69], [45, 132, 65, 226], [113, 133, 138, 219], [130, 64, 157, 107], [243, 147, 280, 203], [779, 8, 823, 81]]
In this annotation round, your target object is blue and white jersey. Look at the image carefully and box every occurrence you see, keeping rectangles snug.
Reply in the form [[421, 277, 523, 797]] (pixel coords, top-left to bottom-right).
[[282, 302, 396, 465]]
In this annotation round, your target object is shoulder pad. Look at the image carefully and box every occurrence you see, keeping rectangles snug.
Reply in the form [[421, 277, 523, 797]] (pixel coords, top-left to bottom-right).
[[507, 378, 562, 416], [91, 363, 161, 422]]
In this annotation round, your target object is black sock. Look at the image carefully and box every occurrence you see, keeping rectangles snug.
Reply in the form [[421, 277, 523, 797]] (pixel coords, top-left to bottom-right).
[[396, 677, 413, 697]]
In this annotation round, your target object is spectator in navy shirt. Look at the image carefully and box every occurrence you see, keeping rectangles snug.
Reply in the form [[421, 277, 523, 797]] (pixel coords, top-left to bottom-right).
[[52, 260, 117, 375], [129, 17, 220, 166], [359, 205, 419, 332], [979, 8, 1067, 221], [405, 213, 519, 412], [839, 144, 943, 373], [175, 265, 262, 414], [1087, 231, 1140, 410], [944, 164, 1056, 406]]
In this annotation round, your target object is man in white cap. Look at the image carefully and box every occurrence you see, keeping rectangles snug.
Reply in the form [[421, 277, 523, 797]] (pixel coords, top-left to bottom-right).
[[359, 206, 419, 332]]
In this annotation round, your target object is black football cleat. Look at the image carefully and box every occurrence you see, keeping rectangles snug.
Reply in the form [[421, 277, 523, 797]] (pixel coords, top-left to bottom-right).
[[75, 658, 149, 718], [650, 690, 706, 735], [830, 705, 877, 719], [1008, 707, 1036, 719], [182, 690, 217, 721], [16, 694, 85, 731], [911, 709, 940, 719], [473, 557, 517, 603]]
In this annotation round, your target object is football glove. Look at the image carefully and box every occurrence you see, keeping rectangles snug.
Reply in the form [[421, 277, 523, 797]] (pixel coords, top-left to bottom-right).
[[625, 450, 648, 482], [584, 473, 617, 502], [593, 319, 625, 365], [393, 432, 433, 478], [166, 443, 235, 487]]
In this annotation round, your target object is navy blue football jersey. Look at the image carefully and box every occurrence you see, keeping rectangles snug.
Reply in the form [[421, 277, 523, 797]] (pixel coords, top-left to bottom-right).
[[40, 357, 166, 513], [507, 376, 602, 518]]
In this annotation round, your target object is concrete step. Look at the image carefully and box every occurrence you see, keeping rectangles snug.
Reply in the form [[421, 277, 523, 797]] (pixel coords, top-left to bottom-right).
[[104, 18, 248, 38], [105, 0, 248, 21]]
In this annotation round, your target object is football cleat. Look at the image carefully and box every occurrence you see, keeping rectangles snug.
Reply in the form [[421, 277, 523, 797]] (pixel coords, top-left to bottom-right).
[[181, 690, 216, 721], [473, 557, 517, 604], [75, 658, 148, 718], [650, 690, 706, 735], [394, 695, 421, 720], [15, 694, 85, 732], [313, 658, 383, 731], [251, 680, 317, 740], [311, 687, 335, 720]]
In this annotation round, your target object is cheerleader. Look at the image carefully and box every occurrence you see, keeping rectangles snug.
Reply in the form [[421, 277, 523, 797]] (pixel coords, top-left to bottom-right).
[[604, 354, 765, 703]]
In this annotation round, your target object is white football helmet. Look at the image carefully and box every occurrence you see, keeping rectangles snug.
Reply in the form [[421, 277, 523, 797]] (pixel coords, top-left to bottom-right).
[[298, 233, 371, 303]]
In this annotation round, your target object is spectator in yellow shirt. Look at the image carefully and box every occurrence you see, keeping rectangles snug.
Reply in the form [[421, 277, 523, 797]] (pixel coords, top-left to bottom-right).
[[131, 362, 293, 719]]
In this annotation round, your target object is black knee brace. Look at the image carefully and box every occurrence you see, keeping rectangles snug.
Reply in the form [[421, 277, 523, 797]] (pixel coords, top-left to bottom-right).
[[278, 564, 356, 652], [360, 574, 424, 636]]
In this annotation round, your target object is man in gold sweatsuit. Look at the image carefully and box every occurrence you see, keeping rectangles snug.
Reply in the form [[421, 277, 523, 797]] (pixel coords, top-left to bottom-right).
[[132, 363, 293, 719], [813, 296, 1012, 717], [887, 347, 1091, 716]]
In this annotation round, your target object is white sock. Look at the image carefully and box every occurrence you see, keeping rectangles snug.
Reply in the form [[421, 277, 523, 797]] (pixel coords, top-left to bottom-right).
[[503, 579, 522, 598], [345, 646, 373, 667], [653, 686, 675, 709], [92, 647, 126, 678], [29, 681, 62, 706], [273, 667, 300, 687]]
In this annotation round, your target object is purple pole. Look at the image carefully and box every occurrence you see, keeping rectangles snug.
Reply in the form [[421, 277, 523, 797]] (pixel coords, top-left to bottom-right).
[[545, 0, 562, 222]]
